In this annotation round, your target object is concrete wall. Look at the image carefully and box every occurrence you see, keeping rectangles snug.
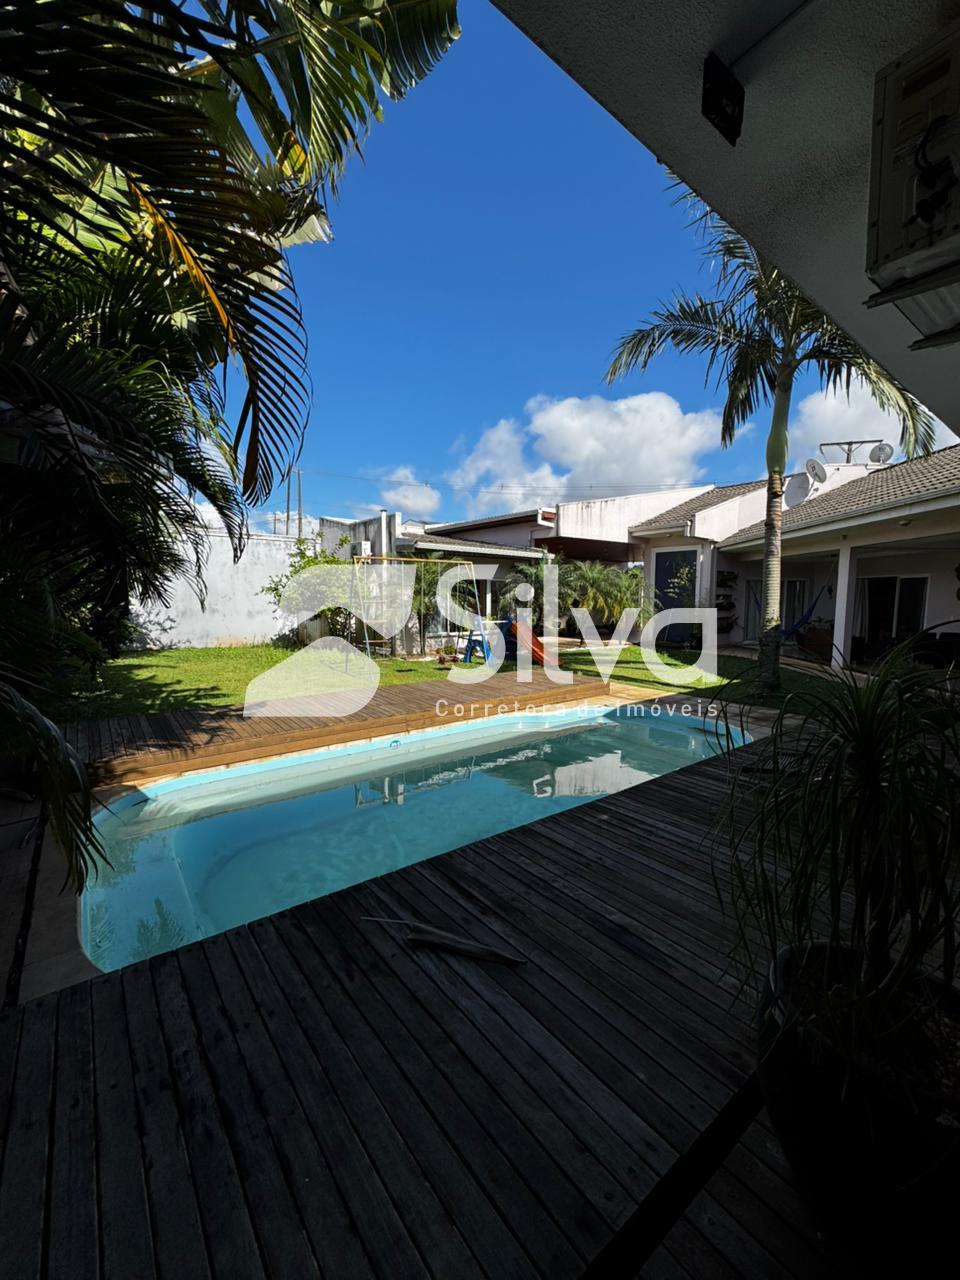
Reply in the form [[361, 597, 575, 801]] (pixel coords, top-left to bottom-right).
[[555, 487, 709, 541], [133, 532, 298, 648]]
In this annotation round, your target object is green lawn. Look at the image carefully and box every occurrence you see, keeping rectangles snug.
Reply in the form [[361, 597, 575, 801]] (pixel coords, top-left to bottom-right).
[[48, 644, 453, 722], [560, 645, 831, 710], [47, 641, 831, 723]]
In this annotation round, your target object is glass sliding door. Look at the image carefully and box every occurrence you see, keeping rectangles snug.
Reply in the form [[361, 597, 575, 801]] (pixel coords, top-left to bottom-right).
[[652, 548, 698, 647]]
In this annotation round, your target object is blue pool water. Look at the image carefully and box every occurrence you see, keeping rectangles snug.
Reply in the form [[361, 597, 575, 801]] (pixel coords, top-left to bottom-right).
[[82, 705, 745, 971]]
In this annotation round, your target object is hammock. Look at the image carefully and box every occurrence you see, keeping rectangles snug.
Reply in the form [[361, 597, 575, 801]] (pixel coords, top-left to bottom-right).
[[749, 584, 828, 640]]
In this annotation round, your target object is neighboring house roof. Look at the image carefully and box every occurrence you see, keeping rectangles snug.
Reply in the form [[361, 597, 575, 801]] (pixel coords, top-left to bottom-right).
[[631, 480, 767, 532], [426, 508, 555, 534], [400, 533, 546, 559], [721, 446, 960, 548]]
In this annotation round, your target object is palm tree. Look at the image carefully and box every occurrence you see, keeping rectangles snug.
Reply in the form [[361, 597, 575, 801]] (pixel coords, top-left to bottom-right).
[[570, 561, 626, 625], [1, 1, 460, 500], [503, 559, 577, 634], [0, 235, 251, 887], [606, 209, 934, 692], [0, 0, 459, 881]]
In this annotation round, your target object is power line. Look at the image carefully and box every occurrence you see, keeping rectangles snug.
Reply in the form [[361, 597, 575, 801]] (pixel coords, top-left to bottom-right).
[[291, 463, 734, 499]]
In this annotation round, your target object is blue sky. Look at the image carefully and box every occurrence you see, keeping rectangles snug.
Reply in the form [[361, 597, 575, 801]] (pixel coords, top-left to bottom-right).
[[269, 0, 924, 530]]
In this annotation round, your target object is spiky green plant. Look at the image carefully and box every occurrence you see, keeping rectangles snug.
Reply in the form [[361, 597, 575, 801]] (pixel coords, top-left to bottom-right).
[[724, 640, 960, 1055]]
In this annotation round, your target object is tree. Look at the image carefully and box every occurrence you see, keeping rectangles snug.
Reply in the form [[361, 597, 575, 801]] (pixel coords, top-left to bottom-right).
[[261, 534, 353, 641], [0, 1, 460, 882], [403, 553, 445, 654], [606, 207, 934, 692], [0, 0, 460, 500], [570, 561, 625, 624], [503, 559, 577, 633]]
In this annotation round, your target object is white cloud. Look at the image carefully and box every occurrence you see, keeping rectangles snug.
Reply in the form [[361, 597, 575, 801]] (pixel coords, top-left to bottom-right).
[[787, 381, 955, 471], [447, 392, 726, 516], [246, 508, 327, 537], [379, 465, 441, 518]]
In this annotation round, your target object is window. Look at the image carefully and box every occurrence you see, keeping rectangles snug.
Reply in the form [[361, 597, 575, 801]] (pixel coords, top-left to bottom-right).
[[863, 575, 927, 650]]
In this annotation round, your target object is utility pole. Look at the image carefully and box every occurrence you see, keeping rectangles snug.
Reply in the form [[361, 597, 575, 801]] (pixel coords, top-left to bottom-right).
[[296, 467, 303, 538], [284, 470, 291, 537], [272, 511, 278, 535]]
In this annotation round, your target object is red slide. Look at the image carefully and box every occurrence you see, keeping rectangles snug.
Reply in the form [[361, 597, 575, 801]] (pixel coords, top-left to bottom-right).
[[510, 619, 557, 668]]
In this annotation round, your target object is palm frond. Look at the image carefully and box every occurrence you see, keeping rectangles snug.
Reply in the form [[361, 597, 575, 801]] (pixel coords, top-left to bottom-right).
[[0, 682, 102, 890], [606, 294, 756, 383], [799, 338, 937, 458]]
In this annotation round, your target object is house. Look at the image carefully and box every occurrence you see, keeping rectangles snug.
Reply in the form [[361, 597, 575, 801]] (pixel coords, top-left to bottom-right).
[[395, 518, 552, 620], [424, 507, 557, 549], [719, 446, 960, 666], [535, 488, 712, 563], [629, 456, 881, 612]]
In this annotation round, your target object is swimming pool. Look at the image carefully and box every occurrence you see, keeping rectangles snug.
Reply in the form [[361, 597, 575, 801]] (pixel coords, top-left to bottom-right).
[[82, 704, 746, 971]]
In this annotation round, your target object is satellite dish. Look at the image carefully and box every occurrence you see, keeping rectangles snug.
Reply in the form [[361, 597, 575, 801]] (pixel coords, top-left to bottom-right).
[[805, 458, 828, 484], [869, 442, 894, 464]]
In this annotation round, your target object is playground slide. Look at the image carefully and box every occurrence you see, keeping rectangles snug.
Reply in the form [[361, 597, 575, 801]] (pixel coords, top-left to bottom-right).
[[510, 620, 556, 667]]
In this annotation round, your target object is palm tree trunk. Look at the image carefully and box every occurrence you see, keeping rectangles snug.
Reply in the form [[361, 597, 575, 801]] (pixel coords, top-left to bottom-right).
[[757, 373, 794, 694], [757, 471, 784, 691]]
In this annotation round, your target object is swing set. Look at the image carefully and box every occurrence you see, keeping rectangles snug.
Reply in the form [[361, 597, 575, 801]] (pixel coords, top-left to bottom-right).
[[352, 555, 493, 664]]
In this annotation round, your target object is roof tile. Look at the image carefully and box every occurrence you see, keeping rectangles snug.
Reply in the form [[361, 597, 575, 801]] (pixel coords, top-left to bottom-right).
[[721, 446, 960, 547], [633, 480, 766, 531]]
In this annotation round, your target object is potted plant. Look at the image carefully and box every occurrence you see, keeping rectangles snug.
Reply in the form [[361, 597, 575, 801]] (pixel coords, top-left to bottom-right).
[[722, 643, 960, 1267]]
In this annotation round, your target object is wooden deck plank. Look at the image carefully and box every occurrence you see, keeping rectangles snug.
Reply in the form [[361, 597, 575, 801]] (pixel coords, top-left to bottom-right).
[[174, 945, 321, 1279], [78, 669, 601, 784], [643, 1116, 839, 1280], [120, 963, 212, 1280], [338, 883, 621, 1246], [150, 952, 267, 1280], [402, 857, 742, 1116], [268, 910, 526, 1278], [48, 983, 98, 1280], [247, 914, 486, 1279], [0, 742, 847, 1278], [355, 879, 671, 1206], [90, 977, 157, 1280], [0, 996, 57, 1280], [201, 932, 378, 1280], [306, 894, 589, 1277]]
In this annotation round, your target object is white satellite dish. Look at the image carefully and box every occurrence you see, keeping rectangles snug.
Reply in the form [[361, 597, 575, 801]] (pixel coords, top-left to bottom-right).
[[869, 441, 894, 464], [805, 458, 828, 484]]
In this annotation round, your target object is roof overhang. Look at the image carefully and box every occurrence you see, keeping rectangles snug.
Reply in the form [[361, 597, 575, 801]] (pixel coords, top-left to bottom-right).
[[405, 537, 546, 560], [534, 534, 637, 561], [722, 486, 960, 551], [426, 509, 555, 534], [493, 0, 960, 430], [629, 523, 686, 537]]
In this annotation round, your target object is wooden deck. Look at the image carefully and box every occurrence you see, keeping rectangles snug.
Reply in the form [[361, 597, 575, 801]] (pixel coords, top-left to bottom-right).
[[0, 744, 842, 1278], [67, 668, 605, 786]]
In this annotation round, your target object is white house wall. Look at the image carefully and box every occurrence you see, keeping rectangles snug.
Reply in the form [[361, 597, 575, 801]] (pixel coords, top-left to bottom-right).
[[555, 488, 709, 541]]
